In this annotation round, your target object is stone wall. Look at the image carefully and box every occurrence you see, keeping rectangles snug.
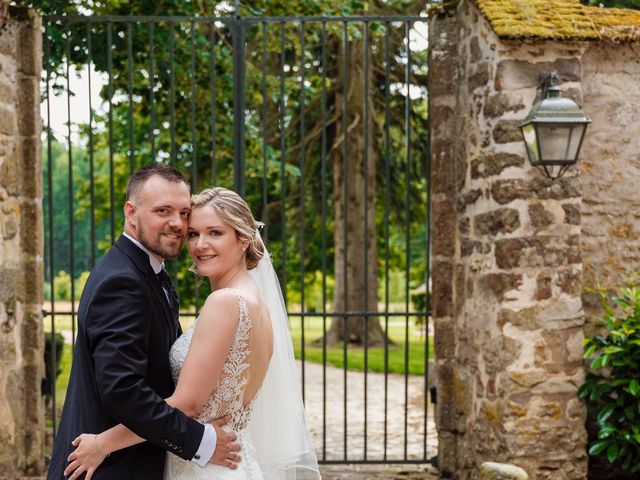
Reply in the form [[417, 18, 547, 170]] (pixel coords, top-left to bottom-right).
[[430, 1, 593, 478], [579, 42, 640, 324], [0, 6, 45, 478]]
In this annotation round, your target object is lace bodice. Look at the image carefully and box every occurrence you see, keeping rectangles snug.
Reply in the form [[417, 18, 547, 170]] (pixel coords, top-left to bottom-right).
[[169, 289, 255, 430]]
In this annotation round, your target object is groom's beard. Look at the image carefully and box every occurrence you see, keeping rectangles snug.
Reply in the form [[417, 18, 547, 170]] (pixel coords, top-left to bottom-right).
[[138, 225, 184, 260]]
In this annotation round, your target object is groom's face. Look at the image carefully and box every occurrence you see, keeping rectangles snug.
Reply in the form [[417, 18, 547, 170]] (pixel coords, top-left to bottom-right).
[[126, 175, 191, 260]]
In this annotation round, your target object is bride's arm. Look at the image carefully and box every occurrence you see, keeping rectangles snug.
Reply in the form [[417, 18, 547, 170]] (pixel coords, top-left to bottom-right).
[[64, 290, 241, 479]]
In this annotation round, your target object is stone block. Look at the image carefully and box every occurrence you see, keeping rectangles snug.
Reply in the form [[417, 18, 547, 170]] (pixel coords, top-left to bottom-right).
[[495, 58, 581, 91], [494, 235, 580, 269], [431, 138, 456, 196], [1, 203, 18, 240], [433, 199, 456, 258], [432, 261, 453, 317], [491, 179, 533, 205], [508, 368, 546, 388], [457, 189, 482, 211], [18, 137, 41, 198], [0, 105, 16, 135], [474, 208, 520, 236], [459, 216, 470, 235], [18, 77, 39, 136], [483, 93, 525, 118], [19, 201, 42, 255], [0, 140, 17, 195], [480, 462, 530, 480], [470, 36, 482, 60], [557, 268, 581, 296], [535, 271, 552, 300], [471, 152, 524, 179], [562, 203, 580, 225], [460, 238, 490, 258], [493, 120, 523, 144], [18, 15, 42, 77], [480, 273, 522, 301], [469, 61, 489, 91], [437, 431, 457, 477], [434, 316, 455, 360], [528, 203, 554, 229], [430, 53, 459, 98]]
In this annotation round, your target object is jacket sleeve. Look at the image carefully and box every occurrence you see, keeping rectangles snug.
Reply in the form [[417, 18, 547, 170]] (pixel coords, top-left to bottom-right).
[[86, 273, 204, 460]]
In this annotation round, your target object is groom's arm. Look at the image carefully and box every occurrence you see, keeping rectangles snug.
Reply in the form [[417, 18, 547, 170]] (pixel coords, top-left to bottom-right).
[[86, 273, 206, 461]]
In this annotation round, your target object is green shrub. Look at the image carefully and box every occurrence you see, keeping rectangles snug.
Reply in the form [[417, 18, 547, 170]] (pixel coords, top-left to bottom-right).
[[43, 332, 64, 406], [579, 282, 640, 474]]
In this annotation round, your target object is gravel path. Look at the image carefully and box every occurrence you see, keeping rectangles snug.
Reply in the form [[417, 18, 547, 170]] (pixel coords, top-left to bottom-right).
[[299, 361, 438, 463]]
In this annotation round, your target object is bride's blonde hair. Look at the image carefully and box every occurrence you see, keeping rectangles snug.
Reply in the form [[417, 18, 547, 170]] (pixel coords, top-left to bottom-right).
[[190, 187, 264, 270]]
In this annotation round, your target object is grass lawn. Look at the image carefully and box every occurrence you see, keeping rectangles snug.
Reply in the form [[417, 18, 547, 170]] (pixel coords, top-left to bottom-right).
[[289, 317, 432, 376]]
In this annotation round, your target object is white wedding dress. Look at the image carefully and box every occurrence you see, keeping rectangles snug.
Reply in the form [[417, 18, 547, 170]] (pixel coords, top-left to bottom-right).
[[164, 289, 263, 480]]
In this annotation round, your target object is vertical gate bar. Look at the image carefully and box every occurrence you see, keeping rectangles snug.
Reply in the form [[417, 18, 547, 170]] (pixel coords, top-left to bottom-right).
[[232, 16, 246, 196], [107, 22, 115, 244], [261, 21, 268, 241], [44, 26, 57, 435], [149, 22, 156, 163], [87, 22, 96, 268], [342, 20, 349, 462], [279, 21, 287, 303], [190, 20, 198, 189], [320, 20, 328, 461], [65, 21, 76, 348], [383, 22, 391, 462], [169, 21, 176, 167], [127, 22, 135, 174], [403, 20, 412, 460], [299, 20, 306, 404], [424, 85, 432, 462], [363, 19, 369, 461], [209, 23, 217, 184]]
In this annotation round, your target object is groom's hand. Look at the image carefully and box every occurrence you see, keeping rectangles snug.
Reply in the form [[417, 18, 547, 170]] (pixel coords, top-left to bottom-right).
[[209, 416, 241, 469]]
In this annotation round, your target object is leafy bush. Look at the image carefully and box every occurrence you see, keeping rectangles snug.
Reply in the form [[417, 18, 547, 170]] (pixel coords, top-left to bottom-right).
[[43, 332, 64, 406], [579, 282, 640, 474]]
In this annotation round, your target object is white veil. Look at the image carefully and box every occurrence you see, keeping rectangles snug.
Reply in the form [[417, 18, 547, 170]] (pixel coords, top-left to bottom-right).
[[247, 236, 321, 480]]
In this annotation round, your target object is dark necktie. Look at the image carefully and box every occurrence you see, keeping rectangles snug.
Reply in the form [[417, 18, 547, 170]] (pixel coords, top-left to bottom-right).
[[156, 268, 180, 334]]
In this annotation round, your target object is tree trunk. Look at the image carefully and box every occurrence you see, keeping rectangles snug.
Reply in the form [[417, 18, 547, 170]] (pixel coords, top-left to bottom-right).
[[326, 36, 388, 347]]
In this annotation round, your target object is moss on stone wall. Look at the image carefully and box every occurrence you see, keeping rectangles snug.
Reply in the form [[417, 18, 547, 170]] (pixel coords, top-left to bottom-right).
[[475, 0, 640, 41]]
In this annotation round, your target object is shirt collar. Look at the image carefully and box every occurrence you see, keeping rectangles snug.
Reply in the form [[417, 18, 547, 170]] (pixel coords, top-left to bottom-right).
[[123, 232, 164, 274]]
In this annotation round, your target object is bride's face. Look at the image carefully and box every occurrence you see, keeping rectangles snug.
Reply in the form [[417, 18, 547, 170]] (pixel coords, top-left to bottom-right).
[[187, 204, 248, 280]]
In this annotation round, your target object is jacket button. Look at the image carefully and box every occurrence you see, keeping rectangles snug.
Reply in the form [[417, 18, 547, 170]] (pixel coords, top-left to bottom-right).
[[194, 454, 200, 460]]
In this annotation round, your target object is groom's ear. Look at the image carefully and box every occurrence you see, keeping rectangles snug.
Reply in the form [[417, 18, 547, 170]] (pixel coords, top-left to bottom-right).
[[124, 200, 136, 225]]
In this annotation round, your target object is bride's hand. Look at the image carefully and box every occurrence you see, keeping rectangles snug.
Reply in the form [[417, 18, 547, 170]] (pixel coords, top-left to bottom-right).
[[64, 433, 109, 480]]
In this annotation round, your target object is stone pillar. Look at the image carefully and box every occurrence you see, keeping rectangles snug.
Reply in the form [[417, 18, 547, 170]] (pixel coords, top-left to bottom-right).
[[428, 4, 464, 477], [429, 1, 588, 478], [0, 6, 45, 478]]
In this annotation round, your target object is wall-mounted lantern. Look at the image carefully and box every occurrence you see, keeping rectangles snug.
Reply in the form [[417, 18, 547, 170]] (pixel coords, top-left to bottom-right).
[[519, 72, 591, 180]]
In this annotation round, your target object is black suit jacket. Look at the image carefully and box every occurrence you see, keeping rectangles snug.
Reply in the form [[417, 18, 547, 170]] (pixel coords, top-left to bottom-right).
[[47, 235, 205, 480]]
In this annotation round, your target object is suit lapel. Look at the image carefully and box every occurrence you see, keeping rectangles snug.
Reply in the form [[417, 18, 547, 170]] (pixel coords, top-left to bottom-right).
[[115, 235, 179, 342]]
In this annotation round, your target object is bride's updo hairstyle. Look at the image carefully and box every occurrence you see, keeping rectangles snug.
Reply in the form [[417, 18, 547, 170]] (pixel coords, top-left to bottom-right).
[[190, 187, 265, 270]]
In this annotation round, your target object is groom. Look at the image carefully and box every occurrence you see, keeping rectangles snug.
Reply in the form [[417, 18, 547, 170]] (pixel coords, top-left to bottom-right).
[[48, 164, 239, 479]]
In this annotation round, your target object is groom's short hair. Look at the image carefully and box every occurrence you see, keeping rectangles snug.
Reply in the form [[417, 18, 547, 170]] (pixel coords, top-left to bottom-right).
[[126, 163, 189, 201]]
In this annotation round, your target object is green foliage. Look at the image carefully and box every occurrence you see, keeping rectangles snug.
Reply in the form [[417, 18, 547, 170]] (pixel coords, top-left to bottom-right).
[[578, 280, 640, 474], [43, 332, 65, 406], [580, 0, 640, 9], [49, 270, 91, 301]]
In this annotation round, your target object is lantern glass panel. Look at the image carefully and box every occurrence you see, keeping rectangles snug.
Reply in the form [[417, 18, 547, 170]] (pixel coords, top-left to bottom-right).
[[521, 123, 540, 165], [537, 124, 586, 164]]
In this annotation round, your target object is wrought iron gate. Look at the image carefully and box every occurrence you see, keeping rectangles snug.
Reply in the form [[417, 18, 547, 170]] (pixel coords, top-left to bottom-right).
[[42, 12, 432, 465]]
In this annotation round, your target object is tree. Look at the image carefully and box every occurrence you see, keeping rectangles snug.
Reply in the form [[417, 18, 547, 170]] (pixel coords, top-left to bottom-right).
[[31, 0, 430, 344]]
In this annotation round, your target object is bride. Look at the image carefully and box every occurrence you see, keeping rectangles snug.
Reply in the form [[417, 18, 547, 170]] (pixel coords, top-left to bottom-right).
[[64, 187, 320, 480]]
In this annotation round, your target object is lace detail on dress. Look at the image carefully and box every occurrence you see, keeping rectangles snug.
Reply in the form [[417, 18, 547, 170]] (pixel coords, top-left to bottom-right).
[[169, 288, 255, 431]]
